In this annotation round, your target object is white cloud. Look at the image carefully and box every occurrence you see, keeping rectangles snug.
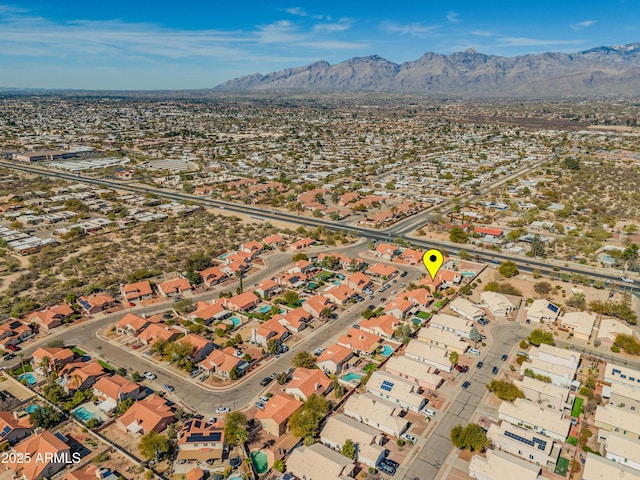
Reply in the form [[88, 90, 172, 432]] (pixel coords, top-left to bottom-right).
[[446, 11, 460, 23], [284, 7, 307, 17], [570, 20, 597, 31], [313, 18, 352, 33], [471, 30, 496, 37], [381, 21, 439, 37]]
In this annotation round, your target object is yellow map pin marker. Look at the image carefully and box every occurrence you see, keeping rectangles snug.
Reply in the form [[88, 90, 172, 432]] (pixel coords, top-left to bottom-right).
[[423, 249, 444, 280]]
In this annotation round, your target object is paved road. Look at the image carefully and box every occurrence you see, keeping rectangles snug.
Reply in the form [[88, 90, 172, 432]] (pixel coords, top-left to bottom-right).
[[400, 323, 529, 480]]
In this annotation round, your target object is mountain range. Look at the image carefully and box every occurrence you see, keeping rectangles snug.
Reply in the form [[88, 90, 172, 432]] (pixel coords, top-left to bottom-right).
[[215, 43, 640, 97]]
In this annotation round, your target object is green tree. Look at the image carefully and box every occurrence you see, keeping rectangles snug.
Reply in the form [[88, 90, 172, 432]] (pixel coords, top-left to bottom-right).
[[469, 327, 482, 346], [273, 459, 285, 473], [289, 394, 328, 438], [116, 398, 135, 416], [527, 234, 546, 258], [282, 291, 300, 307], [138, 431, 171, 461], [292, 253, 308, 262], [43, 383, 67, 404], [342, 439, 357, 459], [224, 411, 248, 447], [29, 405, 63, 429], [449, 351, 459, 367], [173, 298, 195, 315], [450, 423, 489, 451], [266, 339, 280, 355], [498, 261, 519, 278], [563, 157, 580, 170], [229, 365, 240, 380], [449, 226, 469, 244], [533, 281, 552, 296], [486, 380, 525, 401], [528, 329, 555, 346], [291, 351, 317, 369]]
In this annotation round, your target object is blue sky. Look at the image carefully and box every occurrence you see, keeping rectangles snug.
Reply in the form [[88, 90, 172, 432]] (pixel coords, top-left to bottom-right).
[[0, 1, 638, 90]]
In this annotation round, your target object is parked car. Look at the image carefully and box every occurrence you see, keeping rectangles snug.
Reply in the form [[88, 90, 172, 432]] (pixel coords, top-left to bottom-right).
[[255, 401, 266, 410], [455, 365, 469, 373], [5, 345, 19, 352], [477, 361, 484, 369], [215, 406, 230, 414], [3, 353, 15, 361], [400, 271, 408, 277], [401, 433, 417, 444], [164, 384, 174, 392], [492, 366, 499, 375], [462, 381, 471, 390], [501, 354, 508, 361], [383, 458, 399, 469], [143, 371, 157, 380], [377, 459, 397, 475], [260, 377, 273, 386], [259, 396, 269, 403]]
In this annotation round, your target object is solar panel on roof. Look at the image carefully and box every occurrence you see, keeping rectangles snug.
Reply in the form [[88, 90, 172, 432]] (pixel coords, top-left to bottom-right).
[[548, 303, 559, 313], [0, 425, 11, 437], [381, 380, 394, 391]]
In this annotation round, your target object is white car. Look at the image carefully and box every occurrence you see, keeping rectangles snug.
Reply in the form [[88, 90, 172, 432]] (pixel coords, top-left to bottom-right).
[[143, 371, 157, 380], [215, 407, 230, 414], [259, 396, 269, 403], [401, 433, 417, 444], [620, 276, 635, 284]]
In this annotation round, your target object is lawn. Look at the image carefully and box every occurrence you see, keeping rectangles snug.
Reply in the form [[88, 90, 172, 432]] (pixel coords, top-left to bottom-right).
[[571, 397, 584, 417], [554, 457, 570, 476], [417, 311, 432, 320], [567, 436, 578, 446], [71, 347, 86, 356], [97, 360, 116, 371], [13, 365, 33, 375]]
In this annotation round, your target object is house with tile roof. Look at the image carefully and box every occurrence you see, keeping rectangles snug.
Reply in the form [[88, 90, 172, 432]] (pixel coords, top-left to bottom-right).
[[401, 248, 423, 265], [254, 393, 303, 437], [347, 272, 372, 292], [31, 347, 75, 373], [402, 288, 432, 308], [179, 334, 215, 363], [262, 234, 285, 247], [77, 293, 118, 314], [223, 291, 259, 312], [302, 295, 334, 319], [120, 280, 154, 302], [290, 237, 314, 250], [374, 243, 400, 259], [359, 314, 401, 338], [93, 374, 142, 410], [198, 349, 246, 378], [6, 431, 72, 480], [285, 368, 332, 401], [199, 266, 228, 288], [365, 263, 399, 279], [338, 328, 383, 356], [0, 411, 32, 447], [240, 240, 264, 256], [157, 277, 192, 297], [323, 284, 357, 305], [0, 319, 32, 351], [316, 343, 354, 374], [117, 394, 175, 435], [63, 466, 120, 480], [115, 313, 149, 336], [251, 318, 290, 347], [177, 418, 225, 462], [383, 298, 415, 320], [57, 361, 106, 393], [188, 301, 230, 324], [28, 303, 74, 332], [255, 279, 281, 299], [138, 324, 182, 346]]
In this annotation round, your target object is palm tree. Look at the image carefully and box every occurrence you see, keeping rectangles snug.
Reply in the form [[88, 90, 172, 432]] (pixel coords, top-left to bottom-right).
[[39, 355, 51, 374], [18, 352, 25, 375]]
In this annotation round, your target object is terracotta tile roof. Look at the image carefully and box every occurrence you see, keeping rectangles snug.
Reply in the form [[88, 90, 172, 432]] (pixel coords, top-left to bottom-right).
[[121, 280, 153, 300], [286, 368, 332, 400], [359, 314, 400, 337], [366, 263, 399, 277], [338, 328, 383, 353], [317, 343, 352, 364], [198, 349, 241, 375], [157, 277, 191, 295], [115, 313, 148, 333], [93, 374, 139, 401], [28, 303, 74, 327], [254, 393, 302, 425], [138, 324, 181, 343], [118, 395, 174, 434], [180, 334, 212, 354], [7, 431, 69, 480]]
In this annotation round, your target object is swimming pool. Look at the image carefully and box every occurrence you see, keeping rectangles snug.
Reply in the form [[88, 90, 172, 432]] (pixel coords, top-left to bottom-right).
[[230, 316, 242, 327], [379, 345, 394, 357], [219, 252, 233, 259], [73, 406, 98, 422], [411, 317, 423, 326], [341, 372, 363, 383], [306, 282, 319, 290], [333, 281, 342, 286], [462, 272, 476, 277], [25, 405, 40, 414], [19, 373, 37, 385], [257, 305, 272, 314], [250, 450, 269, 474]]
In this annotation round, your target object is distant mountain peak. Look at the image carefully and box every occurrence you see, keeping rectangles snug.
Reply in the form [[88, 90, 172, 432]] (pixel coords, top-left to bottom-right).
[[215, 43, 640, 97]]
